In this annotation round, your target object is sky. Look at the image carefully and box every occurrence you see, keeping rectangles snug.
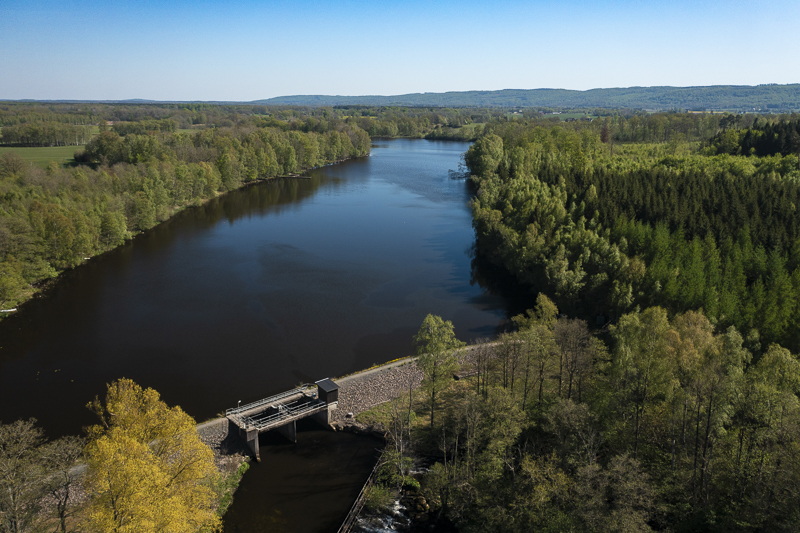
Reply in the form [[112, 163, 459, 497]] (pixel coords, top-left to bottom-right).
[[1, 0, 799, 101]]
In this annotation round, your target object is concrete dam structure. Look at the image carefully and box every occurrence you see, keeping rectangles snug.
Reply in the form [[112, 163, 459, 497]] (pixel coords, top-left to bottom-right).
[[225, 378, 339, 461]]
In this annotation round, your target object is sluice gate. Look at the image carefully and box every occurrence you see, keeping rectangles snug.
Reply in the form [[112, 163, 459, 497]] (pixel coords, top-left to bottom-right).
[[226, 378, 339, 461]]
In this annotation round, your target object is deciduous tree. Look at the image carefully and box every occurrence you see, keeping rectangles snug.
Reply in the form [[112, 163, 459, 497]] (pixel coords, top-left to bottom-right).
[[414, 315, 465, 427], [85, 379, 221, 533]]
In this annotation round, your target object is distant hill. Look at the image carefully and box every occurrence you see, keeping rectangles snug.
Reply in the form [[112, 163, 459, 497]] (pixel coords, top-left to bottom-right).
[[254, 85, 800, 111]]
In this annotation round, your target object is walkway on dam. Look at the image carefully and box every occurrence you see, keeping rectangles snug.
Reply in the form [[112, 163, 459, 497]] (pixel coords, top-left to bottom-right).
[[225, 379, 339, 460]]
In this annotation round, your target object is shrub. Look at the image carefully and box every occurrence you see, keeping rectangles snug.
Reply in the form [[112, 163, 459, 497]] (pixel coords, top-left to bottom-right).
[[364, 484, 395, 513]]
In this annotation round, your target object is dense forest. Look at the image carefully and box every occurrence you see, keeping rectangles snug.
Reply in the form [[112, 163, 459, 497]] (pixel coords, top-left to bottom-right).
[[710, 116, 800, 156], [369, 302, 800, 532], [383, 116, 800, 530], [465, 118, 800, 352]]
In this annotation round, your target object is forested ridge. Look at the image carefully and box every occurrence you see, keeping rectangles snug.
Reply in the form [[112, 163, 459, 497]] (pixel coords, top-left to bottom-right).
[[260, 84, 800, 111], [0, 105, 370, 310]]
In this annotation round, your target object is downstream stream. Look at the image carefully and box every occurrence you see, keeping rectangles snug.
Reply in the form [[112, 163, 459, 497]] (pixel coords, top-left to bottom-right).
[[0, 139, 526, 531]]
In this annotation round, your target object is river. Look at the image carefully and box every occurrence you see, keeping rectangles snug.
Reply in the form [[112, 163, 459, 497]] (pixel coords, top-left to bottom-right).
[[0, 138, 526, 531]]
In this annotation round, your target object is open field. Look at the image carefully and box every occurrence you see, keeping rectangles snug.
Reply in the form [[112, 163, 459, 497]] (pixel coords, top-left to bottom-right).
[[0, 145, 83, 168], [535, 112, 596, 120]]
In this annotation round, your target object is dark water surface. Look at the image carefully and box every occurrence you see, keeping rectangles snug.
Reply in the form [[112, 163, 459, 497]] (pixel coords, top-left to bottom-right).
[[223, 422, 383, 533], [0, 139, 525, 531]]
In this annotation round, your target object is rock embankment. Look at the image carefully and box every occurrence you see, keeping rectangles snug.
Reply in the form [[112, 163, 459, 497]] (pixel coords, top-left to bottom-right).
[[196, 418, 248, 474], [332, 360, 423, 425], [331, 343, 489, 428]]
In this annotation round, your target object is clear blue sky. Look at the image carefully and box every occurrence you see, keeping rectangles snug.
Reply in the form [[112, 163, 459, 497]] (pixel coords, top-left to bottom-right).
[[1, 0, 798, 101]]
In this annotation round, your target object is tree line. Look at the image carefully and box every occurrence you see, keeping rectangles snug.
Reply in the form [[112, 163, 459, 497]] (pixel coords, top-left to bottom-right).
[[0, 116, 370, 310], [711, 116, 800, 156], [0, 123, 94, 147]]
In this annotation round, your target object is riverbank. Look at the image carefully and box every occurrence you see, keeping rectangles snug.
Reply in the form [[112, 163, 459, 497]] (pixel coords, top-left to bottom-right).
[[197, 343, 491, 443], [332, 343, 490, 427], [0, 154, 369, 319], [197, 343, 489, 530]]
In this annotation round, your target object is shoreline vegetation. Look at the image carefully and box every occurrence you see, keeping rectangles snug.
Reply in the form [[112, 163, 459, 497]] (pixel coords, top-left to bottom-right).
[[4, 102, 800, 532], [0, 164, 363, 318], [352, 309, 800, 532], [0, 104, 373, 315], [0, 346, 463, 533], [4, 102, 792, 317], [0, 101, 510, 316]]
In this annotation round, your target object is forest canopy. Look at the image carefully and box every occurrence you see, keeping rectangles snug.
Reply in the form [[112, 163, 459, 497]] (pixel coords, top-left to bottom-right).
[[465, 117, 800, 352], [379, 305, 800, 532]]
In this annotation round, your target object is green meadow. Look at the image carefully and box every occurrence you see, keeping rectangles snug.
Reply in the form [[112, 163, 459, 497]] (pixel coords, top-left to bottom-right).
[[0, 145, 84, 168]]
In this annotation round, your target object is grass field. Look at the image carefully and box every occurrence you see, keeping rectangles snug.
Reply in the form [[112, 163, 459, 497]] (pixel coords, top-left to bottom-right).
[[536, 112, 596, 121], [0, 145, 84, 168]]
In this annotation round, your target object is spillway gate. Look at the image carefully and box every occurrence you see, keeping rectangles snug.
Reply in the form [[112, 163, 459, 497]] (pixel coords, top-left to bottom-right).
[[226, 378, 339, 461]]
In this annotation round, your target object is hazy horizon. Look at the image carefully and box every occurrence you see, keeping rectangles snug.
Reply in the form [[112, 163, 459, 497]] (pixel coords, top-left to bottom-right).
[[2, 0, 799, 101], [2, 83, 797, 105]]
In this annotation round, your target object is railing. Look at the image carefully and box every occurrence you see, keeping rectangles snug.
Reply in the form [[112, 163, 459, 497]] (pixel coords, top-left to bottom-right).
[[243, 400, 327, 431], [337, 450, 385, 533], [225, 384, 313, 417]]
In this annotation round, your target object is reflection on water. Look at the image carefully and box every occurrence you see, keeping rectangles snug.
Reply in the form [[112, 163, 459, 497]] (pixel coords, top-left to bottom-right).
[[0, 139, 533, 531], [223, 421, 382, 533]]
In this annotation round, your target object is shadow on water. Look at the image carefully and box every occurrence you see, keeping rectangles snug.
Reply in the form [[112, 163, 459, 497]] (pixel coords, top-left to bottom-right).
[[0, 139, 538, 530], [467, 246, 537, 334], [0, 174, 344, 437], [223, 420, 382, 533]]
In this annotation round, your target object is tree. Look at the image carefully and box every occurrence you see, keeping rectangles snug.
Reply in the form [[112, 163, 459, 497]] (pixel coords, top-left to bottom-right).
[[471, 339, 496, 398], [545, 399, 602, 467], [0, 420, 45, 533], [496, 331, 522, 391], [518, 324, 557, 408], [611, 307, 675, 457], [40, 436, 84, 533], [0, 419, 82, 533], [414, 315, 465, 427], [554, 318, 594, 401], [575, 454, 655, 532], [84, 379, 221, 533]]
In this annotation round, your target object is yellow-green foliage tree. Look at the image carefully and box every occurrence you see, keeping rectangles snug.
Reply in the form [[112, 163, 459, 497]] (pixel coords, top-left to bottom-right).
[[414, 314, 466, 428], [84, 379, 221, 533]]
